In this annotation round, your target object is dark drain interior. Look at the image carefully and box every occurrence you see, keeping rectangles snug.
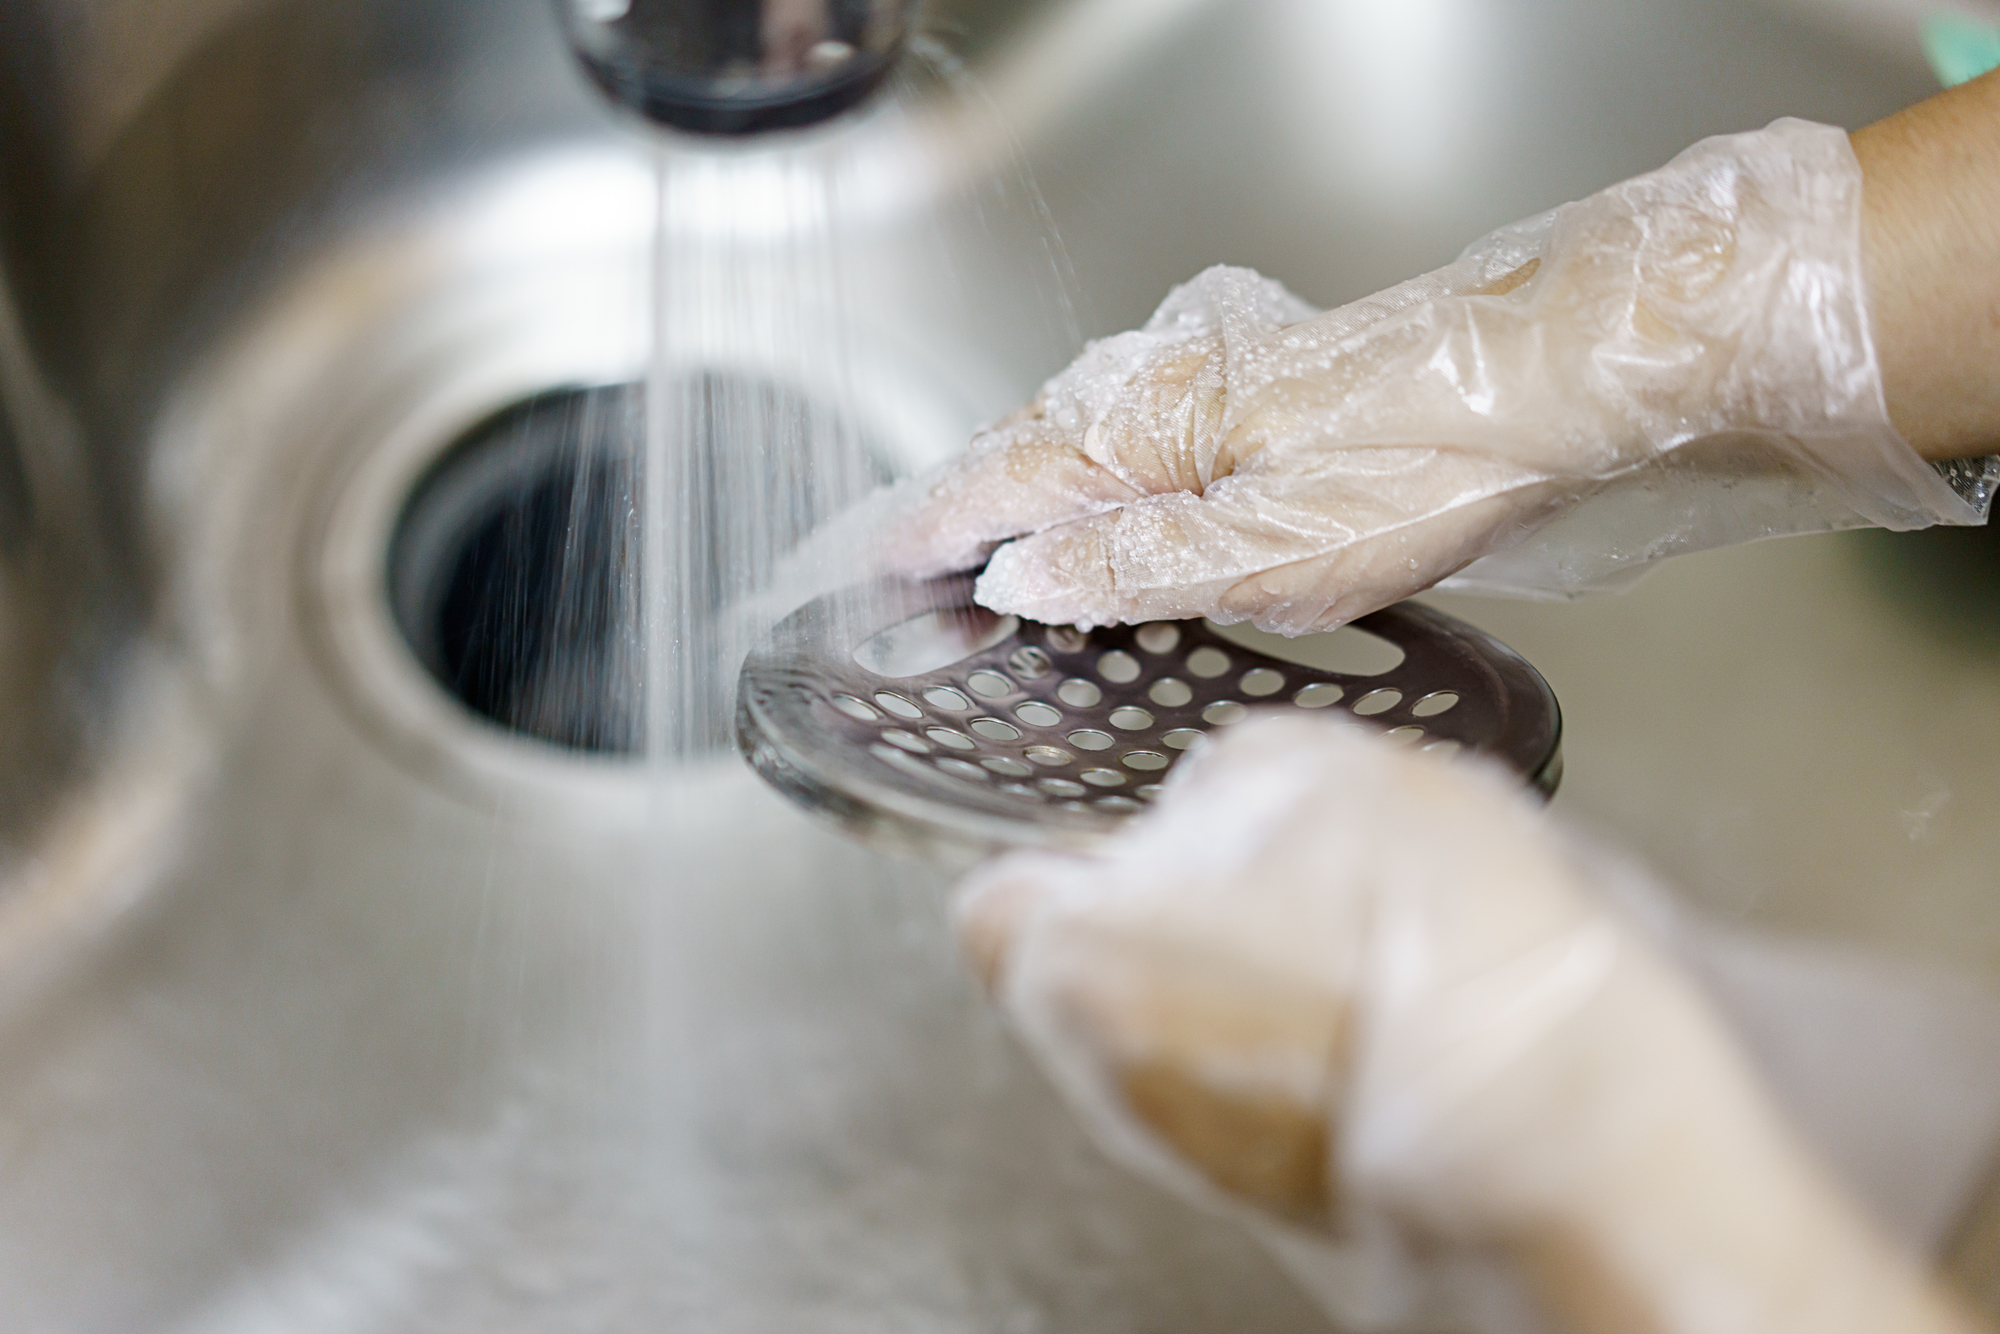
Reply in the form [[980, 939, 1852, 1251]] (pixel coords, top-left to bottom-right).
[[389, 378, 890, 754], [391, 386, 645, 753]]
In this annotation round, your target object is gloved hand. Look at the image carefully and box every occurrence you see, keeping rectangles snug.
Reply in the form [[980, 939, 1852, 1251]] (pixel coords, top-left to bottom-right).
[[959, 715, 1981, 1334], [885, 119, 1984, 633]]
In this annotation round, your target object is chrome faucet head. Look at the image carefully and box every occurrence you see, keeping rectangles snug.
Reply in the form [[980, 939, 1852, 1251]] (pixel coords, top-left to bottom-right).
[[557, 0, 919, 134]]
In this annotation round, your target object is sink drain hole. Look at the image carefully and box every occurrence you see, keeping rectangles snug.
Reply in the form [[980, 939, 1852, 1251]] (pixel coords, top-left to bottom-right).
[[391, 386, 645, 753], [388, 379, 885, 755]]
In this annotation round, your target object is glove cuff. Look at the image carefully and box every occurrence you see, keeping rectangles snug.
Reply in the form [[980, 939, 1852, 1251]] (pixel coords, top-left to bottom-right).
[[1449, 118, 1995, 598]]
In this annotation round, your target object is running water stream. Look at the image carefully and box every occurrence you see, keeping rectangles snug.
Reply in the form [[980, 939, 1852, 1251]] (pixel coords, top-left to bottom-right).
[[629, 114, 908, 1324], [636, 48, 1080, 762], [643, 145, 880, 759]]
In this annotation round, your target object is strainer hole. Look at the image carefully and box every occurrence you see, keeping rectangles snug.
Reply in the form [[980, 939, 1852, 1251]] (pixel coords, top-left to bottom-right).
[[966, 671, 1014, 699], [1353, 689, 1402, 716], [1081, 769, 1127, 788], [983, 757, 1033, 777], [1135, 623, 1181, 654], [1025, 746, 1074, 767], [1161, 729, 1205, 750], [1185, 646, 1232, 678], [874, 691, 923, 719], [1009, 646, 1053, 679], [1147, 678, 1193, 707], [1057, 678, 1103, 708], [1294, 682, 1343, 709], [1240, 668, 1285, 697], [1014, 701, 1062, 727], [1108, 706, 1154, 731], [969, 718, 1021, 742], [1067, 729, 1116, 752], [1122, 751, 1170, 771], [925, 727, 975, 750], [1412, 691, 1459, 717], [1201, 701, 1247, 726], [831, 694, 879, 721], [1097, 651, 1142, 684], [1039, 778, 1086, 798], [923, 687, 971, 712]]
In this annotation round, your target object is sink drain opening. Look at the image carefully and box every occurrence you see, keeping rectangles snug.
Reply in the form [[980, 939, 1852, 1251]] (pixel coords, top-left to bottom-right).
[[391, 386, 644, 753], [388, 378, 888, 755]]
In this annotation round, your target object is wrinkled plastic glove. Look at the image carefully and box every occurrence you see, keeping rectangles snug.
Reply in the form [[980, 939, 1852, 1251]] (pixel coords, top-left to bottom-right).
[[959, 715, 1981, 1334], [886, 119, 1983, 633]]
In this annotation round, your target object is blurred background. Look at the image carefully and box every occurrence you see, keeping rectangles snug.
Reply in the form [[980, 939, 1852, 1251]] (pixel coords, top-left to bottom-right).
[[2, 0, 2000, 1328]]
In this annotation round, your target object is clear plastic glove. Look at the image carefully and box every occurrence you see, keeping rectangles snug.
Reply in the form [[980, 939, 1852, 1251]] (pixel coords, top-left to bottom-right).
[[959, 715, 1981, 1334], [886, 119, 1987, 633]]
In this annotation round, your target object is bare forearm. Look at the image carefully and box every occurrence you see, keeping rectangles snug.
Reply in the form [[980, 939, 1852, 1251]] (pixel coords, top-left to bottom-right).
[[1855, 68, 2000, 462]]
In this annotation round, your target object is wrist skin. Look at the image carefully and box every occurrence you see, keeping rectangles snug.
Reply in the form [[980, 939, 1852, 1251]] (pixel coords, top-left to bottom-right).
[[1854, 67, 2000, 463]]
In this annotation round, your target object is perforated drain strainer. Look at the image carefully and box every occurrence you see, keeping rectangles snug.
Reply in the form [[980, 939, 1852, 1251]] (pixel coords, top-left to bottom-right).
[[738, 574, 1561, 860]]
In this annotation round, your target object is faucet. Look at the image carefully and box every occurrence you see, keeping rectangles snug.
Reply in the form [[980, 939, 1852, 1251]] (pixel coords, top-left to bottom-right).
[[554, 0, 921, 134]]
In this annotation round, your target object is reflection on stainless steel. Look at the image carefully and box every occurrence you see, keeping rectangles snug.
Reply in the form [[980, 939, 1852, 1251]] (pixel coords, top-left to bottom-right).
[[0, 0, 1992, 1327]]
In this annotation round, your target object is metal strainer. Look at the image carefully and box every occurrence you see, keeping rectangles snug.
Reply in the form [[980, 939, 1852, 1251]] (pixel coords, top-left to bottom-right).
[[738, 574, 1562, 860]]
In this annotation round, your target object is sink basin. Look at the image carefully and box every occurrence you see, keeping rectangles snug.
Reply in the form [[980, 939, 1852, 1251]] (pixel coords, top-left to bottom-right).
[[1, 0, 1993, 1328]]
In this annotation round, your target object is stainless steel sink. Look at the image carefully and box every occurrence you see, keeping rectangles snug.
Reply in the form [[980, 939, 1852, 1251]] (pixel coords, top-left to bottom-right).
[[1, 0, 1992, 1328]]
